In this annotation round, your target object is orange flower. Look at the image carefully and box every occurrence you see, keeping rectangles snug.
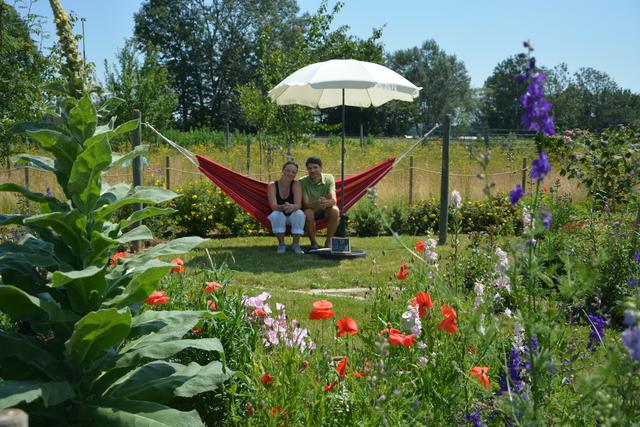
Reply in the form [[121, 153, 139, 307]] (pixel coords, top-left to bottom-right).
[[396, 262, 410, 280], [310, 300, 335, 320], [437, 305, 457, 334], [206, 300, 218, 310], [325, 380, 338, 392], [412, 292, 434, 318], [415, 241, 426, 252], [336, 317, 359, 337], [261, 372, 273, 384], [381, 327, 415, 347], [171, 257, 184, 273], [470, 366, 490, 390], [145, 290, 170, 305], [110, 251, 127, 265], [336, 358, 347, 379], [349, 371, 368, 378], [204, 281, 222, 293]]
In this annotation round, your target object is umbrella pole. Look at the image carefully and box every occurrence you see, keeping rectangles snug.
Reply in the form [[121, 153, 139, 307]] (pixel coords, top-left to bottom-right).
[[338, 88, 347, 238]]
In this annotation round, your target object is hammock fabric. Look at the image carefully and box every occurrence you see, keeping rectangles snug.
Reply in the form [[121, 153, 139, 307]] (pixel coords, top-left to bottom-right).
[[196, 154, 395, 231]]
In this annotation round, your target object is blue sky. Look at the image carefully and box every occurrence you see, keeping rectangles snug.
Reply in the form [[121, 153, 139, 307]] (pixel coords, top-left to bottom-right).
[[28, 0, 640, 92]]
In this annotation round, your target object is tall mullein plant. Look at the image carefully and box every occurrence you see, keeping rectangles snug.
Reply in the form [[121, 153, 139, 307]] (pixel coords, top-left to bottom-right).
[[48, 0, 88, 97], [504, 41, 556, 422]]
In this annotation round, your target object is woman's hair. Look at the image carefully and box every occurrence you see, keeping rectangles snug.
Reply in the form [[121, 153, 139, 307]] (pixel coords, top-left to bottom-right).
[[282, 160, 299, 171]]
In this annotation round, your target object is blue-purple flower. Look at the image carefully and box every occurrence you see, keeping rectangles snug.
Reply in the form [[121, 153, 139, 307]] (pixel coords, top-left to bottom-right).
[[622, 325, 640, 361], [530, 152, 552, 182], [635, 252, 640, 263], [510, 184, 524, 205], [465, 411, 485, 427], [587, 314, 606, 351], [541, 209, 552, 230]]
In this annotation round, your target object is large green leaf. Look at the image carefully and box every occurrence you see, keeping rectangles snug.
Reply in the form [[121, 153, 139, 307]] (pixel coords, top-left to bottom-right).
[[96, 187, 179, 220], [128, 310, 210, 340], [11, 154, 56, 173], [105, 360, 229, 403], [126, 237, 207, 267], [77, 398, 204, 427], [0, 380, 75, 409], [0, 214, 27, 226], [115, 225, 154, 244], [68, 133, 112, 213], [98, 182, 131, 207], [0, 332, 67, 379], [87, 230, 118, 267], [24, 210, 89, 256], [103, 264, 171, 308], [119, 207, 175, 229], [109, 145, 149, 171], [114, 119, 140, 135], [0, 183, 66, 211], [115, 338, 223, 369], [68, 95, 97, 144], [65, 308, 132, 365], [25, 128, 80, 185], [52, 266, 107, 312], [0, 286, 79, 323]]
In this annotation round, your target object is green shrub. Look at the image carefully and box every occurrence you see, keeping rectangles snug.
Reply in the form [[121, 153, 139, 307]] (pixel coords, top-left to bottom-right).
[[348, 189, 384, 236], [173, 180, 262, 237]]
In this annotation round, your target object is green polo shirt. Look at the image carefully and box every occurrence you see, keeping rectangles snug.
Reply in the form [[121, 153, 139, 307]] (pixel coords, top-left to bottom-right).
[[299, 173, 335, 204]]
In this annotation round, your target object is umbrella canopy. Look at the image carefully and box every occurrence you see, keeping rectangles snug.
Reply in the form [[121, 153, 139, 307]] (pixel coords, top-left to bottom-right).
[[268, 59, 421, 108]]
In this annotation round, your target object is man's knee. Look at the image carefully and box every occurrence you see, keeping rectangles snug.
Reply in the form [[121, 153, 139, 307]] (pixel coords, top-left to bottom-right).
[[328, 205, 340, 219]]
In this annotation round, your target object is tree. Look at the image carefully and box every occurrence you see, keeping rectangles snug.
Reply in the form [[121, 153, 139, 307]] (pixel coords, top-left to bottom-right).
[[480, 55, 529, 129], [133, 0, 300, 130], [386, 40, 472, 131], [0, 0, 53, 166], [104, 39, 178, 140]]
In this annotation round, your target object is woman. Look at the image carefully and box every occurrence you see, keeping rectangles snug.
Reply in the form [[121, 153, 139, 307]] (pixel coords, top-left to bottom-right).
[[267, 160, 305, 254]]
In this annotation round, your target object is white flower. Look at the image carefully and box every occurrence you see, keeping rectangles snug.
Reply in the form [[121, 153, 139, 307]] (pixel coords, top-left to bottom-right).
[[504, 308, 513, 318], [418, 356, 429, 366], [495, 247, 509, 270], [417, 341, 427, 349], [451, 190, 462, 209], [494, 274, 511, 293], [523, 208, 533, 231], [474, 281, 485, 295]]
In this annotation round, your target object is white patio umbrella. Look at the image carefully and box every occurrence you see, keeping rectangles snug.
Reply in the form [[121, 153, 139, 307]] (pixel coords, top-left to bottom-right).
[[268, 59, 421, 237]]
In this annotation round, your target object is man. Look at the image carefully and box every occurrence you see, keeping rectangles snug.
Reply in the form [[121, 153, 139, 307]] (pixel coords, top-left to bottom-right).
[[299, 156, 340, 250]]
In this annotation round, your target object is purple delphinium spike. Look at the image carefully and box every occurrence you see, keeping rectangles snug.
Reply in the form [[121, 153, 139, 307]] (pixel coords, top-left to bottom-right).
[[622, 325, 640, 361], [587, 314, 606, 351], [542, 210, 552, 230], [635, 252, 640, 263], [510, 184, 524, 205], [530, 152, 552, 182], [465, 411, 484, 427]]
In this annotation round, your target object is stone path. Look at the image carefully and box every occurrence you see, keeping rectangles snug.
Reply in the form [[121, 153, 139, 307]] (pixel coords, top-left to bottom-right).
[[290, 287, 373, 300]]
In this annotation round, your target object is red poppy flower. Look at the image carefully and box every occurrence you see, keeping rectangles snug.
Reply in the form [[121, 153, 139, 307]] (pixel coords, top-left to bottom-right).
[[325, 380, 338, 392], [207, 300, 218, 310], [145, 290, 170, 305], [381, 327, 415, 347], [110, 251, 127, 265], [204, 281, 222, 293], [470, 366, 490, 390], [336, 358, 347, 379], [336, 317, 359, 337], [349, 371, 368, 378], [310, 300, 335, 320], [412, 292, 434, 318], [396, 262, 410, 280], [261, 372, 273, 384], [437, 305, 457, 334], [246, 401, 253, 417], [255, 307, 267, 318], [415, 241, 426, 252], [269, 407, 285, 419], [191, 328, 202, 335], [171, 257, 185, 273]]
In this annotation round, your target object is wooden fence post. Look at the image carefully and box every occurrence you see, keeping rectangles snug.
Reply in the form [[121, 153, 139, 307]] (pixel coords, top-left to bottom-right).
[[165, 156, 171, 190], [438, 114, 451, 245], [131, 110, 143, 252], [0, 408, 28, 427], [23, 166, 29, 189], [246, 139, 251, 174], [521, 157, 527, 193], [408, 156, 414, 205]]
